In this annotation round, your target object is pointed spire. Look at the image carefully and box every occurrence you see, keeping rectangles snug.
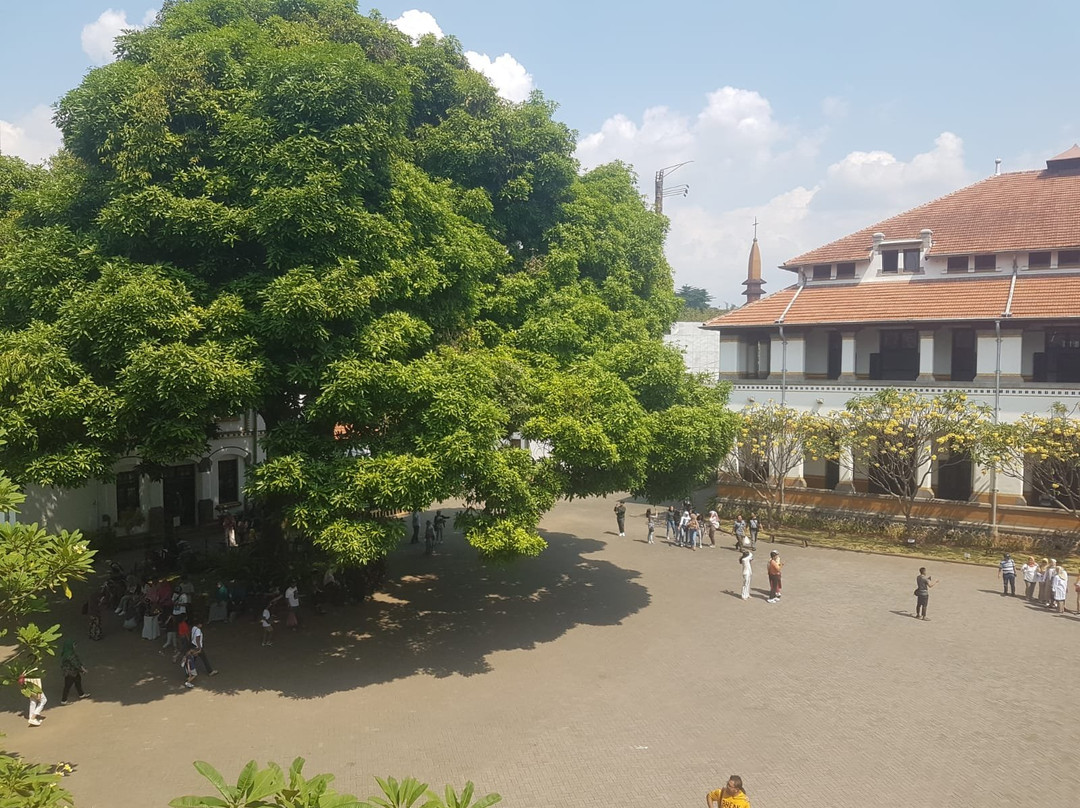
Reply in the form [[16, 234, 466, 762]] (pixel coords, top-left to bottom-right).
[[742, 220, 765, 304]]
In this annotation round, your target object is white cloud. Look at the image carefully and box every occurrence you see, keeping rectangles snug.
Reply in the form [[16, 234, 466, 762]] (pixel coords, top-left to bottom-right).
[[0, 105, 63, 164], [388, 9, 533, 103], [82, 8, 157, 65], [389, 9, 443, 40], [464, 51, 533, 103], [576, 88, 978, 304]]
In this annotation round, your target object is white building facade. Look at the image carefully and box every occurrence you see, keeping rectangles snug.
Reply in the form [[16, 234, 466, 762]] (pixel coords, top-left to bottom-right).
[[702, 146, 1080, 525]]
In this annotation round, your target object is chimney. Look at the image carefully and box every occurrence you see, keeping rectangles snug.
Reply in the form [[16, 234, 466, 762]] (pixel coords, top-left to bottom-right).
[[995, 158, 1002, 176]]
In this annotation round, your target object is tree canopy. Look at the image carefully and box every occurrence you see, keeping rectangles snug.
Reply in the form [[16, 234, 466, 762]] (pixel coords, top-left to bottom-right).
[[0, 0, 735, 564]]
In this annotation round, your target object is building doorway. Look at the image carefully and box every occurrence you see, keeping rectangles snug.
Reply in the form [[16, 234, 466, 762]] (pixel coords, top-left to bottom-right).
[[162, 464, 197, 528]]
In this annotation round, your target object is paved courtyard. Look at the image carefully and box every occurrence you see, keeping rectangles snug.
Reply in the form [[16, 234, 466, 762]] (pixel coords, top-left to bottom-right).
[[4, 495, 1080, 807]]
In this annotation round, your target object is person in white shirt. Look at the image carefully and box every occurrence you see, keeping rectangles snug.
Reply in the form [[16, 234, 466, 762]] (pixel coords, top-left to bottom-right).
[[260, 602, 274, 646], [1053, 566, 1069, 613], [1020, 556, 1040, 601], [740, 549, 754, 600], [284, 583, 300, 628], [190, 622, 218, 676]]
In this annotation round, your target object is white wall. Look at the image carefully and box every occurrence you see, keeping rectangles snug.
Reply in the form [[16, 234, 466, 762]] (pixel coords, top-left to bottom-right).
[[664, 322, 720, 378]]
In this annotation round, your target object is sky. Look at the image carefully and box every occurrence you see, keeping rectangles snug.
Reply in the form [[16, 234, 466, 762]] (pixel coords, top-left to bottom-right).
[[2, 1, 1079, 306]]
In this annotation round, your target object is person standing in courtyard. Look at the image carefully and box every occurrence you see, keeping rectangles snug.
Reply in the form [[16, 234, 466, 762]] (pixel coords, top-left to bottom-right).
[[284, 581, 300, 629], [688, 510, 700, 550], [613, 502, 626, 536], [190, 620, 218, 676], [1053, 566, 1068, 613], [410, 511, 420, 544], [1043, 559, 1058, 607], [261, 600, 274, 646], [733, 514, 747, 550], [708, 509, 719, 547], [645, 508, 655, 544], [59, 640, 89, 705], [1021, 556, 1040, 601], [998, 552, 1016, 596], [915, 566, 935, 620], [706, 775, 750, 808], [665, 506, 677, 540], [739, 548, 754, 600], [748, 513, 760, 550], [767, 550, 783, 602]]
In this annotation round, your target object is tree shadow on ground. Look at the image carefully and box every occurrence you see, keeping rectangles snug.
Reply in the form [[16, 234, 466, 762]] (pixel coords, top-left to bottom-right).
[[1, 524, 650, 710]]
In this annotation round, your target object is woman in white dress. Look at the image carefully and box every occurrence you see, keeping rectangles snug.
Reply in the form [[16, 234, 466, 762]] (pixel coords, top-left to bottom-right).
[[740, 549, 754, 600]]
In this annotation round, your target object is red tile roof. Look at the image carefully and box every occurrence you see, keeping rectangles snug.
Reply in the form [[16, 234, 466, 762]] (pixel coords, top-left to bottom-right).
[[704, 273, 1080, 329], [783, 169, 1080, 267]]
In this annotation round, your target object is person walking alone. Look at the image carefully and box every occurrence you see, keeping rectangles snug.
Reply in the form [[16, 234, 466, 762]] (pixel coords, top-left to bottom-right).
[[748, 514, 760, 550], [645, 508, 655, 544], [59, 640, 89, 704], [190, 621, 218, 676], [733, 514, 747, 551], [766, 550, 783, 602], [739, 549, 754, 600], [915, 566, 936, 620], [998, 553, 1016, 596], [21, 674, 46, 727], [613, 502, 626, 536]]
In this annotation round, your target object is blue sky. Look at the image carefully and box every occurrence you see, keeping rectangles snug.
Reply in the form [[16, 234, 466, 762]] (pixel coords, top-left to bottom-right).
[[3, 1, 1079, 304]]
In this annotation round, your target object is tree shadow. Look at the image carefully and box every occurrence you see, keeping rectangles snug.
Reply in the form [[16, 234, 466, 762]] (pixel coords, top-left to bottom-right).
[[1, 527, 650, 709]]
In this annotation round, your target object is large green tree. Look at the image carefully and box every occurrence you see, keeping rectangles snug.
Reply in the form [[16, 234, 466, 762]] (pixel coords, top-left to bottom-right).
[[0, 0, 734, 565]]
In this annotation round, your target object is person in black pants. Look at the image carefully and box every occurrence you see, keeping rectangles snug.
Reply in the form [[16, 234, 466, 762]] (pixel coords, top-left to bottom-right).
[[60, 640, 89, 704], [613, 502, 626, 536], [915, 567, 936, 621]]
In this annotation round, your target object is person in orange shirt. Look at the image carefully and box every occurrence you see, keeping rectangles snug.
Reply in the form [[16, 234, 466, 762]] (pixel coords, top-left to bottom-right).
[[706, 775, 750, 808]]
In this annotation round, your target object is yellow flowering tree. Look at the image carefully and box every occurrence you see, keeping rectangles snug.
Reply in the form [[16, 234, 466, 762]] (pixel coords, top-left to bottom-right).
[[719, 402, 831, 521], [840, 390, 989, 531], [980, 403, 1080, 516]]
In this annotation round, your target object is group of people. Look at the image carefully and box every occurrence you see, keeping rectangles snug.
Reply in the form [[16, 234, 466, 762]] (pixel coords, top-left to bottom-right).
[[631, 502, 783, 603], [1003, 554, 1076, 613], [636, 503, 760, 552]]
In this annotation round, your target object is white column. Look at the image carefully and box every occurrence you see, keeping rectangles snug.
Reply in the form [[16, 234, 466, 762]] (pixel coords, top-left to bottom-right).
[[995, 468, 1027, 506], [917, 330, 935, 382], [915, 444, 934, 499], [999, 330, 1024, 386], [976, 329, 1025, 385], [840, 331, 857, 381], [785, 334, 806, 382], [835, 445, 855, 493], [719, 337, 740, 381], [784, 454, 807, 488]]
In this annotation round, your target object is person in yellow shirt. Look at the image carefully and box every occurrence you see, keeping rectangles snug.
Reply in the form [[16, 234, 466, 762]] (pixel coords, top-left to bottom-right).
[[706, 775, 750, 807]]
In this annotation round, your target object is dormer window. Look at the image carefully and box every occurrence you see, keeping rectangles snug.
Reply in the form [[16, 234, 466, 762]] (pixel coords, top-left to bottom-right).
[[1060, 250, 1080, 268], [947, 256, 969, 273], [836, 262, 856, 279], [973, 254, 996, 272], [882, 250, 899, 273], [812, 264, 831, 280], [1029, 251, 1051, 268], [903, 248, 921, 273]]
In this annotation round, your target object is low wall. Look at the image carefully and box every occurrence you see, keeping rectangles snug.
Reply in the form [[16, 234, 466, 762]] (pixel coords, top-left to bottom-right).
[[715, 482, 1080, 535]]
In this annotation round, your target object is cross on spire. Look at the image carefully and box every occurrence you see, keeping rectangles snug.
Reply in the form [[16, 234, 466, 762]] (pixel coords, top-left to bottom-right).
[[752, 217, 759, 240]]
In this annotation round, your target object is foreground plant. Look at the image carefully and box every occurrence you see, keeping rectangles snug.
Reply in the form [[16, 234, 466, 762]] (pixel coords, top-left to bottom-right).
[[169, 760, 500, 808]]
